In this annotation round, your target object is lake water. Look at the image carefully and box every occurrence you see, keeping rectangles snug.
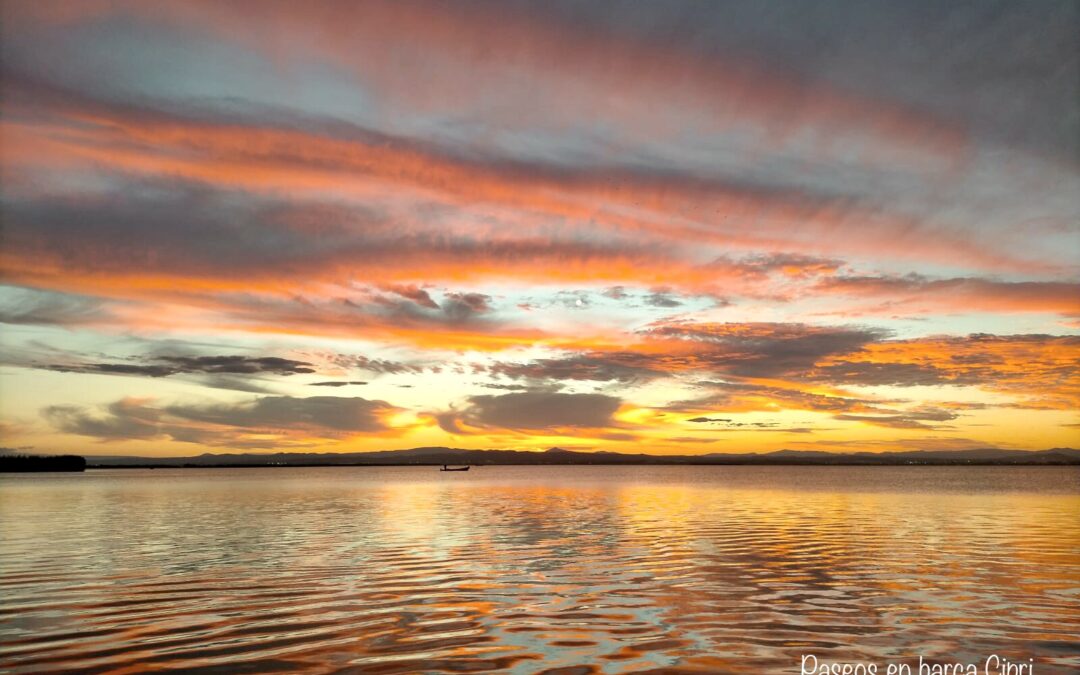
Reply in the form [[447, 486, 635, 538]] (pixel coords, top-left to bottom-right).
[[1, 466, 1078, 674]]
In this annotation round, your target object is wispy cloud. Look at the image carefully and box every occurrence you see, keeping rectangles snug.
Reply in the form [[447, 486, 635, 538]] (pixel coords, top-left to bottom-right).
[[2, 0, 1076, 455]]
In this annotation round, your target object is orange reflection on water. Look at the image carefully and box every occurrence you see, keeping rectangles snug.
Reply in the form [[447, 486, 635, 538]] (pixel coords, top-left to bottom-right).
[[1, 466, 1078, 673]]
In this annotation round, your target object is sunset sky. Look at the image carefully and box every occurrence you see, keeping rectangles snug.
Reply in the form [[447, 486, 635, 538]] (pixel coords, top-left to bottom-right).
[[1, 0, 1077, 457]]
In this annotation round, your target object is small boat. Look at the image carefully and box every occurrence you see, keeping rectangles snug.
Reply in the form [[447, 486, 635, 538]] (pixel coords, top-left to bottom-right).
[[440, 464, 470, 472]]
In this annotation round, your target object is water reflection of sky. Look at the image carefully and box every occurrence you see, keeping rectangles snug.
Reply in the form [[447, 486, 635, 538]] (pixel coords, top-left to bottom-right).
[[1, 466, 1078, 673]]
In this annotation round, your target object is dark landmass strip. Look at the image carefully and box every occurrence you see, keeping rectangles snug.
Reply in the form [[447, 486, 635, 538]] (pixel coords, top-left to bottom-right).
[[82, 446, 1080, 468], [0, 454, 87, 472]]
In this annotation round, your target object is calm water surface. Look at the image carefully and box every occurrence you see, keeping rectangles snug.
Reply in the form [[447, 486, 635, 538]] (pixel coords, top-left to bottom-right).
[[2, 466, 1078, 674]]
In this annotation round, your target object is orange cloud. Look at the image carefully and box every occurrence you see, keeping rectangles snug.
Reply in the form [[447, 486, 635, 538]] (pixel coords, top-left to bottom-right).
[[818, 334, 1080, 409], [815, 276, 1080, 316], [0, 74, 1033, 290], [6, 0, 969, 167]]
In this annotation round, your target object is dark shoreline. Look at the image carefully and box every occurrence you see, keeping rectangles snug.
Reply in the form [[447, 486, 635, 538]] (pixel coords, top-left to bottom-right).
[[0, 455, 87, 472], [9, 446, 1077, 472], [85, 460, 1080, 469]]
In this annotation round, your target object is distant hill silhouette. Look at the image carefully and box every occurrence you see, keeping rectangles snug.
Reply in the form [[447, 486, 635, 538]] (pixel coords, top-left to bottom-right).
[[83, 446, 1080, 468], [0, 453, 87, 472]]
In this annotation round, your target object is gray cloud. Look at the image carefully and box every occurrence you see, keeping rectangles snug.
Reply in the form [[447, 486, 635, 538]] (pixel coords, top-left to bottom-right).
[[43, 399, 161, 440], [480, 322, 891, 386], [488, 353, 663, 383], [54, 363, 178, 378], [166, 396, 397, 432], [159, 356, 316, 375], [330, 355, 426, 375], [197, 375, 277, 394], [439, 392, 622, 433], [367, 288, 496, 325], [645, 322, 890, 378], [689, 417, 778, 429], [39, 355, 315, 378], [381, 284, 440, 309], [538, 0, 1078, 159], [441, 292, 494, 320], [0, 286, 110, 326], [43, 395, 401, 445], [644, 290, 683, 308], [835, 408, 959, 430]]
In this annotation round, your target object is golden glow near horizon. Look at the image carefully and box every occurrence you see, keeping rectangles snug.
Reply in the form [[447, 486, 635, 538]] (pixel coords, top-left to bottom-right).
[[1, 1, 1078, 457]]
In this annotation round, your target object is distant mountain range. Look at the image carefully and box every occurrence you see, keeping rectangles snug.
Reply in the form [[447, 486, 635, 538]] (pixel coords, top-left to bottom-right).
[[77, 446, 1080, 467]]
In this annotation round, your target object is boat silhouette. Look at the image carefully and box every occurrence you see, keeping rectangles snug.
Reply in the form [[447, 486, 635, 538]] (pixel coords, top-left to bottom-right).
[[440, 464, 470, 472]]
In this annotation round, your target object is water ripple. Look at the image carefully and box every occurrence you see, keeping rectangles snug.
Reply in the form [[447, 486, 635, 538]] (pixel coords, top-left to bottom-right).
[[2, 466, 1078, 673]]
